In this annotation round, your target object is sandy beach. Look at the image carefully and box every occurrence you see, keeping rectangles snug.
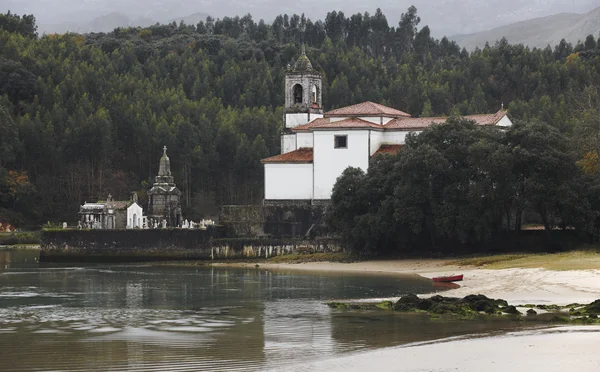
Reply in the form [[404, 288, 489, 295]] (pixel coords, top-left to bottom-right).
[[270, 326, 600, 372], [214, 259, 600, 305], [228, 258, 600, 372]]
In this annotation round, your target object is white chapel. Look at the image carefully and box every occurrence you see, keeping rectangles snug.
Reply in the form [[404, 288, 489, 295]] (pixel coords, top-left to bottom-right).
[[262, 47, 513, 202]]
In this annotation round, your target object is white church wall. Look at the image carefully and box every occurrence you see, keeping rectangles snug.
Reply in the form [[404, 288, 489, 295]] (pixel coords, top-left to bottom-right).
[[359, 117, 381, 124], [127, 203, 144, 229], [383, 130, 423, 145], [285, 113, 323, 128], [369, 130, 384, 155], [265, 163, 313, 200], [496, 115, 512, 127], [285, 113, 310, 128], [282, 134, 297, 154], [313, 130, 370, 200], [296, 132, 313, 148], [358, 117, 393, 125]]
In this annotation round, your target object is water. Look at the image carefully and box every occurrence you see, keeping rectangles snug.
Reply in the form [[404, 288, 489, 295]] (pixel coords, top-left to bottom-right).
[[0, 250, 533, 371]]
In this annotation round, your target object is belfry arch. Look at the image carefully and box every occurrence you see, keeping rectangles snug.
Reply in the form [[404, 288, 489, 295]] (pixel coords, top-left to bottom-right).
[[293, 84, 303, 104]]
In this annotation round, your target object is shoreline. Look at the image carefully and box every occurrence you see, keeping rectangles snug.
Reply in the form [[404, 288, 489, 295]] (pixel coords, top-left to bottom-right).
[[212, 259, 600, 305], [269, 325, 600, 372]]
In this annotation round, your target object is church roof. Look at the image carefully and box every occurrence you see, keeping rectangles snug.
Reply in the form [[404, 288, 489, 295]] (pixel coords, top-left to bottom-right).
[[325, 101, 411, 118], [293, 117, 384, 131], [386, 110, 508, 130], [372, 144, 404, 157], [292, 45, 314, 72], [261, 148, 314, 164]]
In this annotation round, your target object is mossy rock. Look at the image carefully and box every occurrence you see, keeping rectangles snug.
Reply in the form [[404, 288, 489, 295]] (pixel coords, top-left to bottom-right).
[[526, 309, 537, 316], [327, 302, 350, 309], [583, 299, 600, 315], [395, 294, 511, 317], [393, 294, 421, 311], [502, 305, 521, 315], [549, 315, 570, 323], [376, 301, 393, 310]]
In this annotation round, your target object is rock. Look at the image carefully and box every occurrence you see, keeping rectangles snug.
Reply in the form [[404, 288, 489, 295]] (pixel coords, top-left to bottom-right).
[[526, 309, 537, 316], [501, 305, 521, 315], [393, 294, 421, 311], [583, 299, 600, 315]]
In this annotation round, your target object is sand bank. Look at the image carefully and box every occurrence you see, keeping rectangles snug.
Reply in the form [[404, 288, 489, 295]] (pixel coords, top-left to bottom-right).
[[215, 260, 600, 305], [271, 326, 600, 372]]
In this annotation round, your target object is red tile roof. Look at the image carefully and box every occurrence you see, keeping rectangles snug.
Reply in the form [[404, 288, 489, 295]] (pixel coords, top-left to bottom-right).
[[261, 148, 314, 164], [325, 101, 412, 118], [292, 118, 384, 132], [385, 110, 508, 130], [293, 117, 384, 131], [372, 144, 404, 157]]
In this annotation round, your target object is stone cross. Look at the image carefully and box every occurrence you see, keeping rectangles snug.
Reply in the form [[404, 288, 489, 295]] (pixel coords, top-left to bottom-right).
[[163, 145, 167, 156]]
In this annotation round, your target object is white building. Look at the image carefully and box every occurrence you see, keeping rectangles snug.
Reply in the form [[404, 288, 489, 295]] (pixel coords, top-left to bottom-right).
[[126, 192, 147, 229], [262, 48, 513, 202], [127, 202, 146, 229]]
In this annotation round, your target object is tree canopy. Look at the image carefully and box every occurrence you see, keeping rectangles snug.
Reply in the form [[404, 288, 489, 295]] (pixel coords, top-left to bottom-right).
[[0, 8, 599, 227]]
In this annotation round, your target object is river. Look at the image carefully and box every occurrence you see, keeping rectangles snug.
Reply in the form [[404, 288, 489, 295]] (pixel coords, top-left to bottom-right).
[[0, 249, 590, 371]]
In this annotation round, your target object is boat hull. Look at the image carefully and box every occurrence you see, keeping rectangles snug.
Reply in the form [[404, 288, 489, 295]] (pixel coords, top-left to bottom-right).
[[432, 274, 463, 282]]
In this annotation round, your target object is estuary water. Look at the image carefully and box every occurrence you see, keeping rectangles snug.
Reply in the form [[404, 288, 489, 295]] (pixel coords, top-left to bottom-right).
[[0, 250, 537, 371]]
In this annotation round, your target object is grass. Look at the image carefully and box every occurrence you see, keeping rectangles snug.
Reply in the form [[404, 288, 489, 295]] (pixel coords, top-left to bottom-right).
[[266, 252, 353, 263], [448, 249, 600, 270]]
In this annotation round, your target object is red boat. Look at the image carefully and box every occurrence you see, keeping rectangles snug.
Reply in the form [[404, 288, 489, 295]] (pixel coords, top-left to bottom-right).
[[432, 274, 463, 283]]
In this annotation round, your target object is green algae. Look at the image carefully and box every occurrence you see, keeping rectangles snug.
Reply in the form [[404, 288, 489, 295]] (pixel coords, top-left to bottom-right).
[[326, 294, 600, 324]]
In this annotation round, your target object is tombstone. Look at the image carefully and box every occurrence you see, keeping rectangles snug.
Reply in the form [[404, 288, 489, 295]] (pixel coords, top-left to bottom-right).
[[161, 219, 167, 229], [77, 221, 82, 230], [190, 221, 196, 229], [62, 222, 67, 229]]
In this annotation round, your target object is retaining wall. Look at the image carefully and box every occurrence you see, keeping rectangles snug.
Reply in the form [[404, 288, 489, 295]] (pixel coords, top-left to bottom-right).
[[40, 229, 341, 262]]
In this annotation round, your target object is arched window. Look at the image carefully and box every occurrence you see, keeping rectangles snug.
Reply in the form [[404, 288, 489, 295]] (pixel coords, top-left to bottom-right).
[[311, 84, 319, 104], [293, 84, 303, 104]]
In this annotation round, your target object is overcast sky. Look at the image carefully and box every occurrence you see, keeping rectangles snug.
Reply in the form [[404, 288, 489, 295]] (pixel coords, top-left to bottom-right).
[[4, 0, 599, 37]]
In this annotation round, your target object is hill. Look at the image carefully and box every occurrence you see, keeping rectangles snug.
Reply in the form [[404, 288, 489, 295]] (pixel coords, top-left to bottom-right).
[[451, 6, 600, 50], [169, 12, 211, 26], [13, 0, 600, 38]]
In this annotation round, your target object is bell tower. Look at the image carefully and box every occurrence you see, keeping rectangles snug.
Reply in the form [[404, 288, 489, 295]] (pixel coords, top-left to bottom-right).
[[282, 45, 323, 153]]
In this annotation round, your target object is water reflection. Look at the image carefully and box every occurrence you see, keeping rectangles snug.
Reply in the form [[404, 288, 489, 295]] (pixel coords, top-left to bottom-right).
[[0, 250, 532, 371]]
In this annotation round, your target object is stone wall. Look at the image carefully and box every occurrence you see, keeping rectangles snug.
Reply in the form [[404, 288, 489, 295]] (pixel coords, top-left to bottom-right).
[[219, 204, 328, 238], [40, 228, 341, 262]]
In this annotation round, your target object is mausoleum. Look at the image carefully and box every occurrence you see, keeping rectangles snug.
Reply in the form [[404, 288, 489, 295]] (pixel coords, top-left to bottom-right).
[[147, 146, 183, 227]]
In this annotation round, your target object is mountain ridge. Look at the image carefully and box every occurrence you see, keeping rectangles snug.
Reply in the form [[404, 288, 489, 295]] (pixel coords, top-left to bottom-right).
[[450, 6, 600, 50]]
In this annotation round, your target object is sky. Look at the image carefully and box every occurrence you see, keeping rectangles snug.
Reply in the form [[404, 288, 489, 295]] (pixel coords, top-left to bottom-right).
[[3, 0, 599, 37]]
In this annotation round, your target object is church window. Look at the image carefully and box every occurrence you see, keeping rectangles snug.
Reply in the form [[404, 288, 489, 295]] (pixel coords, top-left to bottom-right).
[[334, 135, 348, 149], [311, 84, 318, 104], [293, 84, 303, 104]]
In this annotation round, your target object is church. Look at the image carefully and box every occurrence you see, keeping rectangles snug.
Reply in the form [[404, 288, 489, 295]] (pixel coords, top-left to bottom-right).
[[261, 47, 513, 202]]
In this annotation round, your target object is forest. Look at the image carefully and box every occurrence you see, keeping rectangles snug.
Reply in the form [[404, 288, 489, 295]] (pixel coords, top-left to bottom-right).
[[0, 8, 599, 228]]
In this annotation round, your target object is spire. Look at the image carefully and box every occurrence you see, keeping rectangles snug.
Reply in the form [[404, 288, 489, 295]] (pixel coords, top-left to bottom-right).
[[158, 145, 171, 177], [292, 44, 313, 72]]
